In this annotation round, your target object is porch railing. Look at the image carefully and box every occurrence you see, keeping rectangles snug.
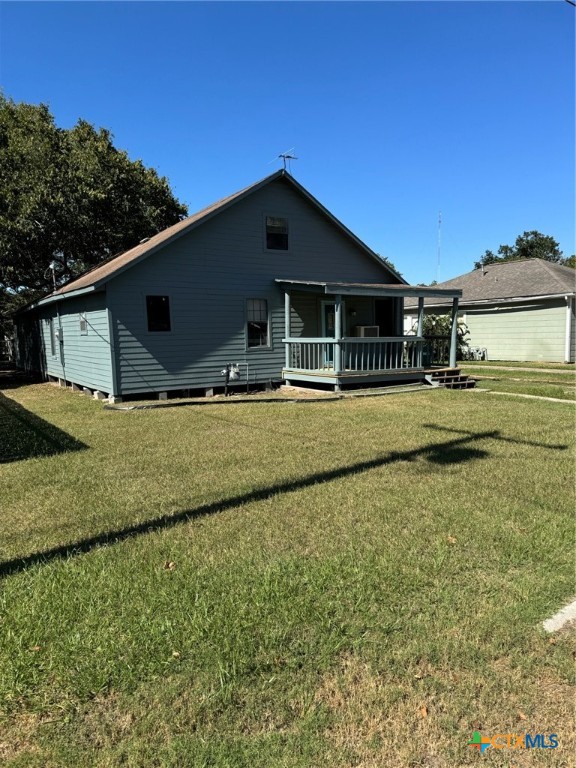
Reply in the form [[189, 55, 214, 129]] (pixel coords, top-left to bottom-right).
[[283, 337, 425, 373], [422, 335, 451, 367]]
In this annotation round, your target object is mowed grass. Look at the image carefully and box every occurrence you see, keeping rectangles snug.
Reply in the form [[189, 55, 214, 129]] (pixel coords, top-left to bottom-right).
[[462, 360, 575, 371], [460, 364, 576, 402], [0, 382, 574, 767]]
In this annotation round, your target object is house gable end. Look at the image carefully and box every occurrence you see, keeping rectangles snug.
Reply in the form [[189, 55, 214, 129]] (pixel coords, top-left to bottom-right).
[[35, 170, 400, 307]]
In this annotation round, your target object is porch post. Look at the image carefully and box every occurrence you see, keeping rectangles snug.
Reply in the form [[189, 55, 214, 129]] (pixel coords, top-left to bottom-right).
[[334, 294, 342, 374], [284, 290, 291, 370], [395, 298, 403, 335], [449, 297, 459, 368], [416, 297, 424, 337], [417, 296, 425, 368]]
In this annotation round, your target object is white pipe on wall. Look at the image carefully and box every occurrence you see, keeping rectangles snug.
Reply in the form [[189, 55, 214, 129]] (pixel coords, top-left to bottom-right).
[[565, 295, 573, 363]]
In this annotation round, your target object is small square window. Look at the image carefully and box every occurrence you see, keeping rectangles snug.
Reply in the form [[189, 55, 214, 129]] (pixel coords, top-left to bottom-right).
[[266, 216, 288, 250], [146, 295, 171, 332], [246, 299, 269, 348], [79, 312, 88, 335]]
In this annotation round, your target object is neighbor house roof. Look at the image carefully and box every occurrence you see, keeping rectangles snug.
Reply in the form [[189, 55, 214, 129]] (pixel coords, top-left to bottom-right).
[[405, 259, 576, 310], [29, 169, 406, 309]]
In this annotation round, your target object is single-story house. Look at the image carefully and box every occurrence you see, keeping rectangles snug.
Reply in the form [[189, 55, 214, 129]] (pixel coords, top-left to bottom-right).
[[13, 170, 462, 400], [404, 259, 576, 363]]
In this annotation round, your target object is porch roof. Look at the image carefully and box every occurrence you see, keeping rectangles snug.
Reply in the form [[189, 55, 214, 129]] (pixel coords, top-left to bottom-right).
[[275, 279, 462, 300]]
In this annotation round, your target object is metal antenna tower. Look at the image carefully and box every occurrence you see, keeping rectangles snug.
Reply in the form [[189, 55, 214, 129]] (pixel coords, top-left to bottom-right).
[[435, 211, 442, 283]]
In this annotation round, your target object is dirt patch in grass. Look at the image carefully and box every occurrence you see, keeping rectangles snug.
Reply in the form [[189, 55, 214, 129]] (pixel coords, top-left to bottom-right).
[[314, 654, 574, 767], [0, 712, 45, 763]]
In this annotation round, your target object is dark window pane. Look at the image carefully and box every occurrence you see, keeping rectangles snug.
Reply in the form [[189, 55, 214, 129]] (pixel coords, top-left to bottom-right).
[[49, 319, 56, 356], [247, 299, 268, 347], [266, 216, 288, 250], [146, 295, 171, 332]]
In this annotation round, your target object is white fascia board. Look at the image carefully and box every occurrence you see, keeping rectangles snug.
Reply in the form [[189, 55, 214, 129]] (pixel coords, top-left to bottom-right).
[[404, 292, 576, 311], [33, 285, 97, 309]]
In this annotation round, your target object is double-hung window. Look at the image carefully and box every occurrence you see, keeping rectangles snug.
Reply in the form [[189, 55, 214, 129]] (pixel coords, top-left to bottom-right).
[[246, 299, 269, 348], [265, 216, 288, 250]]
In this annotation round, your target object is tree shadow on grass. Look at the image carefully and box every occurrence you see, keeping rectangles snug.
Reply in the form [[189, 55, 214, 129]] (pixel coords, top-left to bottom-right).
[[0, 391, 87, 463], [0, 362, 43, 391], [0, 426, 567, 579]]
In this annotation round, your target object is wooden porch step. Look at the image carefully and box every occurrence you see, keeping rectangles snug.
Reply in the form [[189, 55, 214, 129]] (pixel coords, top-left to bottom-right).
[[425, 367, 477, 390]]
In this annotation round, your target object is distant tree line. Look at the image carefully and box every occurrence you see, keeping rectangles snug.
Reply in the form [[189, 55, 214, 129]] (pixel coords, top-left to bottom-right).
[[475, 231, 575, 270]]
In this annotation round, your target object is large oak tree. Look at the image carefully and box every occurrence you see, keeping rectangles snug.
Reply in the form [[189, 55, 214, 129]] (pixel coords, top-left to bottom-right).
[[0, 94, 187, 333]]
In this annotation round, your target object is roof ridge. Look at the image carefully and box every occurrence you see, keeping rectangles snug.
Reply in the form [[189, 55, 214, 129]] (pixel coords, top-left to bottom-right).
[[538, 257, 575, 284]]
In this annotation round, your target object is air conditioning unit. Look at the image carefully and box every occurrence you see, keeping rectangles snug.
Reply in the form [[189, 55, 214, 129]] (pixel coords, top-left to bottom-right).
[[354, 326, 379, 338]]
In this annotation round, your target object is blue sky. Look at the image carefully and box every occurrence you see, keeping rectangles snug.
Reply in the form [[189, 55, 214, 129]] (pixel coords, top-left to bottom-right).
[[0, 1, 574, 284]]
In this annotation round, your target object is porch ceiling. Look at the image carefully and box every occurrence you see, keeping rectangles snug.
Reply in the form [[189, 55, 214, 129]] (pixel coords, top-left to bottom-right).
[[275, 279, 462, 299]]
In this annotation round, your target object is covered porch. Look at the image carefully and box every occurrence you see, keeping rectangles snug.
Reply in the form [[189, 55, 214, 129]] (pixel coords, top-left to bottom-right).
[[276, 279, 463, 390]]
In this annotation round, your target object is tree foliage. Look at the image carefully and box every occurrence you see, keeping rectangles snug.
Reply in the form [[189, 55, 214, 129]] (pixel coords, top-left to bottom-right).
[[0, 94, 188, 316], [474, 231, 572, 270], [413, 313, 470, 360]]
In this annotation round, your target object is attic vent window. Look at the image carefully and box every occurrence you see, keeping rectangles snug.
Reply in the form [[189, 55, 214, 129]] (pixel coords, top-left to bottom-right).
[[79, 312, 88, 335], [146, 295, 171, 332], [266, 216, 288, 250]]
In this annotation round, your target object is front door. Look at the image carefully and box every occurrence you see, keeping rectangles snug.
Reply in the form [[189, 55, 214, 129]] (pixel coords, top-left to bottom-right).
[[321, 300, 344, 366], [375, 298, 397, 335]]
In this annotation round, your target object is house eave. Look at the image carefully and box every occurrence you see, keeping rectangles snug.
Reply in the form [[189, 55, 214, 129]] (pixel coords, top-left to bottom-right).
[[83, 174, 291, 291], [14, 285, 98, 314], [28, 169, 402, 303], [276, 279, 462, 299], [404, 291, 576, 311]]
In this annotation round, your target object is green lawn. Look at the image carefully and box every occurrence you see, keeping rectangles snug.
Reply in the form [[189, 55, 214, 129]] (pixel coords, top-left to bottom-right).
[[460, 364, 576, 402], [462, 360, 575, 371], [0, 382, 574, 767]]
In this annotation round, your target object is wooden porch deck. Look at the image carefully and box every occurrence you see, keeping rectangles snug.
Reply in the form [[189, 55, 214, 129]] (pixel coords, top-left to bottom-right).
[[282, 368, 425, 390], [282, 337, 428, 390], [280, 337, 468, 390]]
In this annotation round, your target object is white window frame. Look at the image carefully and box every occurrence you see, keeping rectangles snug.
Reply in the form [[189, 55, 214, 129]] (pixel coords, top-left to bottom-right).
[[264, 214, 289, 252], [246, 298, 270, 350]]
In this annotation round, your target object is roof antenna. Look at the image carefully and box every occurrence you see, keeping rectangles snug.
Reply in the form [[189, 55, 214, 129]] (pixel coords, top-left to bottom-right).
[[278, 148, 298, 173], [45, 261, 57, 292]]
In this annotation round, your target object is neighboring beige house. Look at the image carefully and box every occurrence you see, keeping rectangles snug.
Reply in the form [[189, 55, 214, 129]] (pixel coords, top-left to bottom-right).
[[404, 259, 575, 363]]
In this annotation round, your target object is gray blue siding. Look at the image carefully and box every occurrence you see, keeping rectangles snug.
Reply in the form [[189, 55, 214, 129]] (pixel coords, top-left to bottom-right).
[[108, 177, 397, 394], [40, 292, 114, 392]]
